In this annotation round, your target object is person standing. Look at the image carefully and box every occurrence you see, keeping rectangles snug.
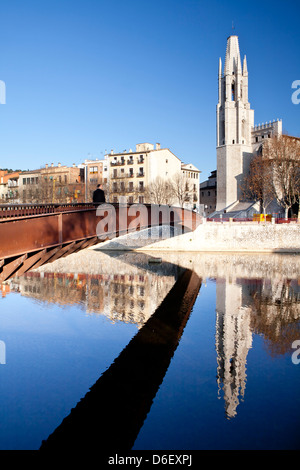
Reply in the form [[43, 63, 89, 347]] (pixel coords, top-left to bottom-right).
[[93, 184, 106, 205]]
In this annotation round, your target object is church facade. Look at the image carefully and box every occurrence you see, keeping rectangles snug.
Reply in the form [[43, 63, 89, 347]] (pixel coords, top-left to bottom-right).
[[215, 35, 282, 216]]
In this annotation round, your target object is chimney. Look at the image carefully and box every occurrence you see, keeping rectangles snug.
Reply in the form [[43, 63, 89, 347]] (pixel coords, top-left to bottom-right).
[[156, 143, 161, 150], [73, 163, 76, 168], [58, 162, 61, 167], [45, 164, 48, 169], [51, 163, 54, 167]]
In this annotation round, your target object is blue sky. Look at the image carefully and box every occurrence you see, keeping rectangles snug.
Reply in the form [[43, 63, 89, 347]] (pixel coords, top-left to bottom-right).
[[0, 0, 299, 181]]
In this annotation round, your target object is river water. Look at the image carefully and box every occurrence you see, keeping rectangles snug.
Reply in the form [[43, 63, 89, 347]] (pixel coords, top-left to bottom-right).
[[0, 248, 299, 450]]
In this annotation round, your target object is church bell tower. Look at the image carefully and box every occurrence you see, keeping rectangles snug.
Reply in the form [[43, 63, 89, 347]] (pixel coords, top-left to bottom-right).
[[216, 36, 254, 211]]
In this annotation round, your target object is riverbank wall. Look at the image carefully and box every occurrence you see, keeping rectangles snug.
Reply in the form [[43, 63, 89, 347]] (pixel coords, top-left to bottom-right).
[[95, 222, 300, 253]]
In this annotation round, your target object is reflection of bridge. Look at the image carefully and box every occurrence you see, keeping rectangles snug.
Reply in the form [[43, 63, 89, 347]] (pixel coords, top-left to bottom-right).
[[0, 203, 201, 282], [40, 267, 202, 452]]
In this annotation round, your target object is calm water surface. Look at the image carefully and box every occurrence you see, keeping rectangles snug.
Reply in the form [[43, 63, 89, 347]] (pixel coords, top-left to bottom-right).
[[0, 250, 299, 450]]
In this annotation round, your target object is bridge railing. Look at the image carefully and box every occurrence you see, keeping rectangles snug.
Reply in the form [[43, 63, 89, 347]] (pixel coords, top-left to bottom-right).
[[206, 217, 300, 224], [0, 203, 96, 219]]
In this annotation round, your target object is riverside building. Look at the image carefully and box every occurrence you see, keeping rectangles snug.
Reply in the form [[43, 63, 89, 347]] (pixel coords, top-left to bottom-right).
[[215, 35, 282, 217], [106, 143, 200, 209]]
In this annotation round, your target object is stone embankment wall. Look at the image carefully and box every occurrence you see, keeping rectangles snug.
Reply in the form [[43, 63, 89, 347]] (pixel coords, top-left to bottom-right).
[[136, 222, 300, 253]]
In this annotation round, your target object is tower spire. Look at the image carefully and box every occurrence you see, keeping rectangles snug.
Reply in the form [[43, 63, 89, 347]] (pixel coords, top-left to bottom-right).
[[224, 35, 241, 75], [216, 35, 254, 212]]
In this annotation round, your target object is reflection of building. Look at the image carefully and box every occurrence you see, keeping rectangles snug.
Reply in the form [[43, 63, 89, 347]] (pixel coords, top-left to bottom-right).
[[250, 278, 300, 357], [9, 253, 178, 329], [215, 279, 253, 419], [215, 274, 300, 419], [1, 283, 10, 297]]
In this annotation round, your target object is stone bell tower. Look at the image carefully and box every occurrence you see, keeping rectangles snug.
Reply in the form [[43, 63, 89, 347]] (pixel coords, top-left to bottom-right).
[[216, 36, 254, 211]]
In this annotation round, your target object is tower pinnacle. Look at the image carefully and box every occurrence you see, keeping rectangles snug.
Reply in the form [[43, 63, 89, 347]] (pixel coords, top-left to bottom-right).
[[224, 35, 241, 75], [243, 55, 248, 75]]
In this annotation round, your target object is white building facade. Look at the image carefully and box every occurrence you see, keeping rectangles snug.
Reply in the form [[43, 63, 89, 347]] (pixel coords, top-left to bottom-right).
[[106, 143, 200, 208], [216, 35, 282, 215]]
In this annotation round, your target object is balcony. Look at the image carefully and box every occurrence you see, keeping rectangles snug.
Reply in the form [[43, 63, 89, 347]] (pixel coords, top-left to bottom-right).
[[136, 173, 144, 177], [111, 173, 127, 179], [111, 160, 125, 166], [7, 181, 19, 188]]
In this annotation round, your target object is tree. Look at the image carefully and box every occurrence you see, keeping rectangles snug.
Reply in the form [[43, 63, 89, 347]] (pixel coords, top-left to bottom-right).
[[241, 152, 274, 214], [145, 176, 174, 205], [170, 172, 194, 207], [263, 135, 300, 219]]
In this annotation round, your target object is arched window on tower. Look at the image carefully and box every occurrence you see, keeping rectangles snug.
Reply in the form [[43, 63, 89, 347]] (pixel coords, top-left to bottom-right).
[[231, 82, 235, 101]]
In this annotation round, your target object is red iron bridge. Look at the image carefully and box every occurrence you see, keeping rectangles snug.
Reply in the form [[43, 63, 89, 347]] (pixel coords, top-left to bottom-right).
[[0, 203, 201, 282]]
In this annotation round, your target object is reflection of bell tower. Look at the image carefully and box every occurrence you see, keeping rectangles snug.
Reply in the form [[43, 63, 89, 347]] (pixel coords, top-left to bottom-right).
[[215, 279, 253, 419], [216, 36, 254, 211]]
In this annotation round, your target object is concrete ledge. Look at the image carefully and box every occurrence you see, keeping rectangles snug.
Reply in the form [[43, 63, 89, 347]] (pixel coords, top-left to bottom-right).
[[134, 222, 300, 253]]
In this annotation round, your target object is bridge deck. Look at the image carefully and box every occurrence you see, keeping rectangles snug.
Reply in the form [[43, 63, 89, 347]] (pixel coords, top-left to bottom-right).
[[0, 203, 201, 282]]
